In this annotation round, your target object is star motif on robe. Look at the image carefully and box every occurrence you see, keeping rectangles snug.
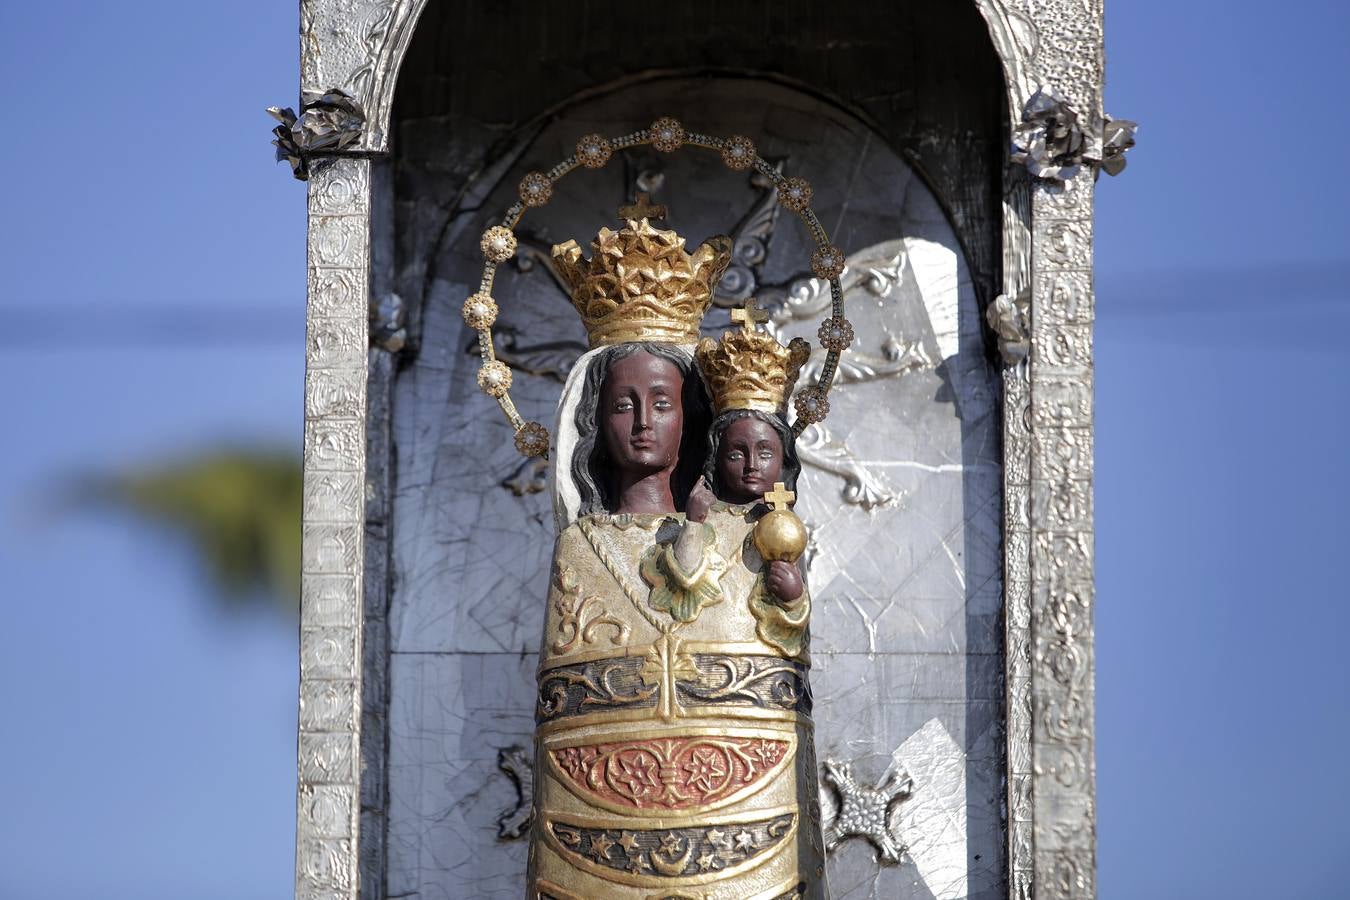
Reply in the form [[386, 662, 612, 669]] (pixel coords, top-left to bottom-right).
[[696, 851, 720, 872], [590, 832, 616, 860], [733, 830, 755, 853], [618, 831, 641, 855], [659, 832, 684, 856]]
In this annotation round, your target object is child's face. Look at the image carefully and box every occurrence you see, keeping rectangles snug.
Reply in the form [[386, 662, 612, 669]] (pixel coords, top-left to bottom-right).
[[716, 416, 784, 504]]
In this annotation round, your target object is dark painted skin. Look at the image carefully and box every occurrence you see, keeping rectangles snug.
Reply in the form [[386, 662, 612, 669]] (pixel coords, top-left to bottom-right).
[[716, 415, 785, 505], [687, 416, 803, 604], [599, 351, 685, 515]]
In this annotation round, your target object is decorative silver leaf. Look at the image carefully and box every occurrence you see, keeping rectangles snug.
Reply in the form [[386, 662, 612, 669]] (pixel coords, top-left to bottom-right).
[[986, 293, 1030, 366], [796, 424, 904, 511], [1011, 86, 1085, 185], [267, 88, 365, 181]]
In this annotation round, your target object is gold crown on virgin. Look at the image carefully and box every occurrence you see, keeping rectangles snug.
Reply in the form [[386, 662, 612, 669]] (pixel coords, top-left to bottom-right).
[[697, 301, 812, 416], [552, 217, 732, 348]]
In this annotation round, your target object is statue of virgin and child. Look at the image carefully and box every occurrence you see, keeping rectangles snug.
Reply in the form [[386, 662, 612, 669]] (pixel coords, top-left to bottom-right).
[[523, 215, 828, 900]]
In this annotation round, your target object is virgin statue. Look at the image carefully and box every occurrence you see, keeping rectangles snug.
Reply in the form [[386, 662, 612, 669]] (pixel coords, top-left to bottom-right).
[[526, 215, 827, 900]]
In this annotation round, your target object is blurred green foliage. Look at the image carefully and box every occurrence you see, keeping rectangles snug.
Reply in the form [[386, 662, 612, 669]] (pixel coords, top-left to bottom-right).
[[93, 451, 303, 616]]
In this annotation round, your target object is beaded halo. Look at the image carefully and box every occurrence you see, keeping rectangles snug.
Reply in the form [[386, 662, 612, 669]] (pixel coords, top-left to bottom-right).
[[468, 115, 851, 457]]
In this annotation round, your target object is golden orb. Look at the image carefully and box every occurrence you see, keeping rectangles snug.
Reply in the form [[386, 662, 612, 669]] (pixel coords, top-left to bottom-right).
[[754, 509, 808, 562]]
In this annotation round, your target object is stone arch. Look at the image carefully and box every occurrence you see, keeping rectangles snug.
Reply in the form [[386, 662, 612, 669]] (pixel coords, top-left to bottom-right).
[[359, 1, 1036, 152], [385, 2, 1014, 329]]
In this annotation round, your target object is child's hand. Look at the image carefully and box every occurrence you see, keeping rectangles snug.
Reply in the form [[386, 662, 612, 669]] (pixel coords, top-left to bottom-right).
[[765, 560, 804, 604], [686, 477, 714, 523]]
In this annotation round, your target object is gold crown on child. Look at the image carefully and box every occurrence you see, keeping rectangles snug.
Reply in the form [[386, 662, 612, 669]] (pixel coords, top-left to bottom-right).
[[697, 301, 811, 416]]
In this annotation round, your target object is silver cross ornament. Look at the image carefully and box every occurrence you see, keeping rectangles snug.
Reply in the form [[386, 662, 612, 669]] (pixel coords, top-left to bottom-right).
[[821, 758, 914, 864]]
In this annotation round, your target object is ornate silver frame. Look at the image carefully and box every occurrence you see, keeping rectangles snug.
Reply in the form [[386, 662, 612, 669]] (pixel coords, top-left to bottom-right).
[[291, 2, 1102, 897]]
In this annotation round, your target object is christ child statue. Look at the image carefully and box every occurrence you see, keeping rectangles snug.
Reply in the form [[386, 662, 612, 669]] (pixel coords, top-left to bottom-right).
[[666, 304, 815, 656]]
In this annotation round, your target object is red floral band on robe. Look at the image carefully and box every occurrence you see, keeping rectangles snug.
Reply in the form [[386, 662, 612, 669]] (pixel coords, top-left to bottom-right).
[[550, 736, 792, 811]]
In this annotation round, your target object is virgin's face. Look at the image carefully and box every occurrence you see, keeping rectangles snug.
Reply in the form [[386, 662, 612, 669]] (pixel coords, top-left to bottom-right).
[[716, 415, 784, 504], [599, 351, 686, 475]]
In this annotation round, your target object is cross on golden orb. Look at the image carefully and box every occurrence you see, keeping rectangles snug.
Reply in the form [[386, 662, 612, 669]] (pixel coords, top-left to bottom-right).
[[731, 297, 770, 330], [618, 192, 667, 221], [765, 482, 795, 511]]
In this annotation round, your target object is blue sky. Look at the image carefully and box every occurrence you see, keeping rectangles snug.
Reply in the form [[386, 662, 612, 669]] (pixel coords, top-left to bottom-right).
[[2, 1, 1347, 897]]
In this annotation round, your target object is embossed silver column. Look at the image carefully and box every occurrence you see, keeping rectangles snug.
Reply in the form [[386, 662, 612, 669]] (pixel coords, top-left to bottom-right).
[[1016, 1, 1104, 896], [1027, 182, 1098, 898], [1001, 174, 1036, 900], [297, 158, 371, 900]]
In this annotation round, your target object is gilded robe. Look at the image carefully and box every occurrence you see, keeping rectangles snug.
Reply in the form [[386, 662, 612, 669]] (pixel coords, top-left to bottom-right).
[[528, 505, 825, 899]]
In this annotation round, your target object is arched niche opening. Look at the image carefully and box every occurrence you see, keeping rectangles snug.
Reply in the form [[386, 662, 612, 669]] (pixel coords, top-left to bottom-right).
[[368, 7, 1010, 899]]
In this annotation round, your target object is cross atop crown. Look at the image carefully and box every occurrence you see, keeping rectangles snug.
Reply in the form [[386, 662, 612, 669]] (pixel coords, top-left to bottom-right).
[[731, 297, 769, 331], [764, 481, 795, 511], [618, 191, 667, 221]]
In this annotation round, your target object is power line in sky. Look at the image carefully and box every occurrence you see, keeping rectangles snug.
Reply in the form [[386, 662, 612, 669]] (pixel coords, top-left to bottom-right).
[[1, 305, 306, 348], [5, 258, 1347, 348]]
